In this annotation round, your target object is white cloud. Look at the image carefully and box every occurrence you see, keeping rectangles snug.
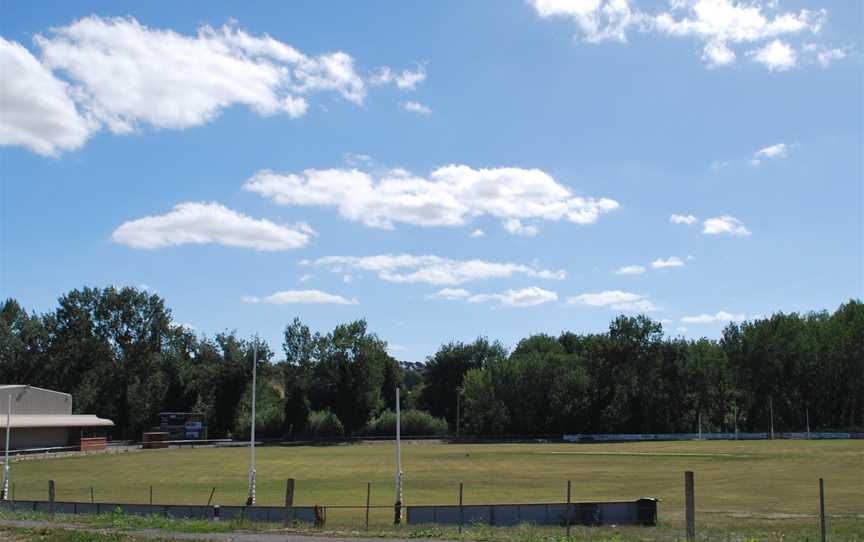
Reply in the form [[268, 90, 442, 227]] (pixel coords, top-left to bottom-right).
[[0, 37, 93, 155], [702, 40, 736, 66], [299, 273, 314, 283], [468, 286, 559, 308], [112, 201, 314, 251], [748, 39, 797, 71], [470, 228, 486, 238], [369, 64, 427, 90], [430, 288, 472, 300], [242, 289, 357, 305], [244, 165, 619, 233], [670, 213, 697, 225], [681, 310, 751, 324], [568, 290, 658, 312], [614, 265, 646, 275], [702, 215, 751, 236], [751, 142, 790, 165], [3, 16, 418, 155], [532, 0, 828, 71], [400, 101, 432, 114], [503, 218, 540, 236], [303, 254, 566, 286], [652, 256, 685, 269]]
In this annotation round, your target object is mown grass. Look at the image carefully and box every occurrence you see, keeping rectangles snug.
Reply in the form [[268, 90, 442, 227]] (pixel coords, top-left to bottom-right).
[[4, 439, 863, 540]]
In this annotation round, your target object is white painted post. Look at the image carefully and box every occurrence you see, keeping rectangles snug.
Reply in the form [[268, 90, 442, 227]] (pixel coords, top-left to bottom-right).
[[247, 342, 257, 506], [2, 394, 11, 500], [769, 397, 775, 440]]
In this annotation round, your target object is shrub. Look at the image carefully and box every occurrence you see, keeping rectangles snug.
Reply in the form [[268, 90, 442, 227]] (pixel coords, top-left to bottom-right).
[[307, 409, 345, 438], [361, 409, 448, 436]]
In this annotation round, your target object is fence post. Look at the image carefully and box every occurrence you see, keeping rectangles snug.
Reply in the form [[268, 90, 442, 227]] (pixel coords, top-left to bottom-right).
[[48, 480, 55, 514], [149, 485, 153, 505], [685, 471, 695, 542], [566, 480, 571, 537], [819, 478, 827, 542], [365, 482, 371, 530], [459, 482, 464, 534], [207, 487, 216, 506], [90, 486, 94, 504], [284, 478, 295, 527]]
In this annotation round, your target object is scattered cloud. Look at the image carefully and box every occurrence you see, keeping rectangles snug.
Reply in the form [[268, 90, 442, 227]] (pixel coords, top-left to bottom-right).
[[652, 256, 685, 269], [568, 290, 658, 312], [751, 142, 791, 165], [748, 39, 797, 71], [400, 100, 432, 114], [242, 289, 358, 305], [430, 288, 472, 300], [370, 64, 427, 90], [803, 43, 849, 68], [299, 274, 314, 283], [702, 215, 751, 236], [0, 37, 93, 155], [470, 228, 485, 238], [681, 310, 753, 324], [468, 286, 559, 307], [302, 254, 566, 286], [343, 153, 374, 166], [531, 0, 830, 71], [614, 265, 646, 275], [245, 165, 619, 234], [112, 201, 314, 251], [503, 218, 540, 236], [670, 213, 697, 225]]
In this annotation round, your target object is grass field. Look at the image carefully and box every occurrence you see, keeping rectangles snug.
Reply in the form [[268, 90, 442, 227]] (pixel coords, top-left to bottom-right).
[[6, 440, 863, 539]]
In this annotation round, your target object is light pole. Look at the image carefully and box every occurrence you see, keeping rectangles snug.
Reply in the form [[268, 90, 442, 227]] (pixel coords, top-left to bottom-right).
[[246, 342, 257, 506], [394, 387, 403, 524]]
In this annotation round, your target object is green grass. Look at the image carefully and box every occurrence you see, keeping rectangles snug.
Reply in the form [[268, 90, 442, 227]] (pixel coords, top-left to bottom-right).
[[5, 440, 863, 540]]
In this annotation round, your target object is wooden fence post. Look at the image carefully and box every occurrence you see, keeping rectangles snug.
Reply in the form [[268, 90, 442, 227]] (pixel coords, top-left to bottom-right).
[[90, 486, 94, 504], [819, 478, 827, 542], [365, 482, 371, 530], [566, 480, 572, 537], [685, 471, 695, 542], [459, 482, 464, 534], [207, 487, 216, 506], [284, 478, 295, 527], [48, 480, 55, 514]]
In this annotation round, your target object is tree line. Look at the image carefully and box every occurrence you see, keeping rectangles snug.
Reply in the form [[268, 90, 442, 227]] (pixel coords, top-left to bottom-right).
[[1, 286, 861, 439]]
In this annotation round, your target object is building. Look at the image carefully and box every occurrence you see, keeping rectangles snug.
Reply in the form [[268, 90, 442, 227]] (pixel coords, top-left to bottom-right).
[[0, 385, 114, 451]]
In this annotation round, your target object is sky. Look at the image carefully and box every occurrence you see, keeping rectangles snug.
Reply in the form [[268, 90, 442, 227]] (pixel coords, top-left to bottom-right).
[[1, 0, 862, 362]]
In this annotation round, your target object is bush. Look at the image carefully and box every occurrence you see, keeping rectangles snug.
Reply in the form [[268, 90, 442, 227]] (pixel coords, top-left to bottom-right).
[[361, 409, 448, 436], [307, 409, 345, 438]]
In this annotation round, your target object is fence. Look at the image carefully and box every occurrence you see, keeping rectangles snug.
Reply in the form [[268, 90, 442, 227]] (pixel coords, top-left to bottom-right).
[[407, 499, 657, 527], [563, 432, 864, 442]]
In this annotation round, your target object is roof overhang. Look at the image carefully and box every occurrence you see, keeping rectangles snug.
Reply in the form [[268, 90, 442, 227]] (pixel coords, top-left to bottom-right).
[[2, 415, 114, 429]]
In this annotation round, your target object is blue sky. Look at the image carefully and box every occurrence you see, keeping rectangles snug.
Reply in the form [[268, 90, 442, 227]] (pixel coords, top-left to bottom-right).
[[1, 0, 861, 361]]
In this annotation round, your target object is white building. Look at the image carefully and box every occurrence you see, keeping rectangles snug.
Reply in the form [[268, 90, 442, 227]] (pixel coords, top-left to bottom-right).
[[0, 385, 114, 451]]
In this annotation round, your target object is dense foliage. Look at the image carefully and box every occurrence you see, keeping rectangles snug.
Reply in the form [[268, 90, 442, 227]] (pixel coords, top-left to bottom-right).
[[1, 287, 861, 439]]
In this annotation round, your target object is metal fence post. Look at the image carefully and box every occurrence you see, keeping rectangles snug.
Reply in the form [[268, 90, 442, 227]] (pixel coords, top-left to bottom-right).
[[566, 480, 572, 537], [685, 471, 695, 542], [365, 482, 371, 530], [819, 478, 827, 542]]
